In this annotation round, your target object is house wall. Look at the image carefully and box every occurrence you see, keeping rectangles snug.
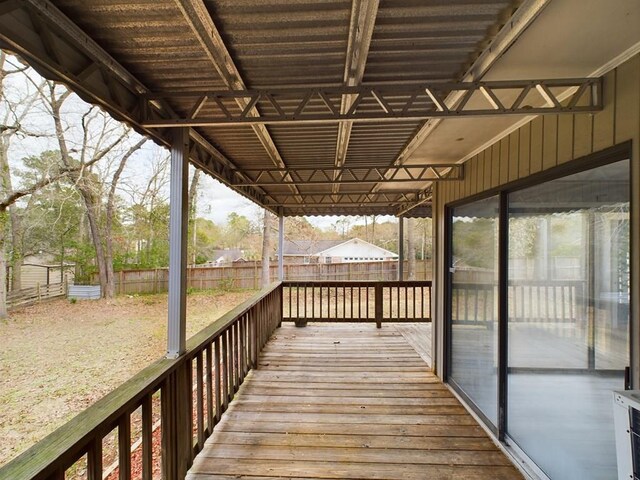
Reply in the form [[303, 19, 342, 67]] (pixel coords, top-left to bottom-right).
[[432, 53, 640, 385], [318, 240, 397, 263]]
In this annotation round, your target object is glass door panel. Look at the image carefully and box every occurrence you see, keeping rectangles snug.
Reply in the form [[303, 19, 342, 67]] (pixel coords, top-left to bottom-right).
[[449, 195, 500, 427], [507, 159, 630, 480]]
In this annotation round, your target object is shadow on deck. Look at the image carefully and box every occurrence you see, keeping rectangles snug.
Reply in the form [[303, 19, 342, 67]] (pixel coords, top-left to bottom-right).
[[188, 323, 522, 479]]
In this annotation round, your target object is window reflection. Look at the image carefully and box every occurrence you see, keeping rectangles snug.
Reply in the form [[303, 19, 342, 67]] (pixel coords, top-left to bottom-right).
[[507, 159, 630, 480]]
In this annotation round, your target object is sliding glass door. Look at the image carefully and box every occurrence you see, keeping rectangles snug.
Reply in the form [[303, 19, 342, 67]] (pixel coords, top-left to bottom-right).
[[446, 154, 630, 480], [448, 195, 500, 428], [507, 159, 630, 480]]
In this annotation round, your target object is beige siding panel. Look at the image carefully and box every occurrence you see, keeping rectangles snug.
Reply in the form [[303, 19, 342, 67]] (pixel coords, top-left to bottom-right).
[[542, 115, 558, 170], [477, 152, 485, 194], [530, 116, 543, 174], [484, 147, 492, 191], [508, 130, 519, 182], [518, 123, 531, 178], [593, 70, 616, 151], [573, 113, 593, 159], [499, 137, 509, 184], [615, 56, 640, 144], [467, 156, 477, 197], [491, 143, 500, 188], [557, 114, 574, 164]]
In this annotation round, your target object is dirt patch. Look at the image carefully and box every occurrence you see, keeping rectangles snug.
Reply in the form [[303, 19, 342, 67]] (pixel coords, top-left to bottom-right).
[[0, 289, 256, 466]]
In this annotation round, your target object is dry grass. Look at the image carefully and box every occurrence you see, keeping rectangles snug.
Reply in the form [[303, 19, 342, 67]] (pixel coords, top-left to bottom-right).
[[0, 289, 256, 466]]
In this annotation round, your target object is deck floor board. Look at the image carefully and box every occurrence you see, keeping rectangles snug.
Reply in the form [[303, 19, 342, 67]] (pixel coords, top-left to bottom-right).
[[187, 323, 522, 480]]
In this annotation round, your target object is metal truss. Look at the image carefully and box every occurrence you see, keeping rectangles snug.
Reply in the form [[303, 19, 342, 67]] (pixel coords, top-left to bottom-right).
[[265, 191, 421, 208], [142, 78, 603, 128], [231, 164, 462, 187], [397, 187, 434, 216]]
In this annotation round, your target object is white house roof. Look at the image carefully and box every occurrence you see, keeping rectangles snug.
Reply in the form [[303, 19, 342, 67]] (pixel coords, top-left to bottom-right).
[[282, 240, 346, 256]]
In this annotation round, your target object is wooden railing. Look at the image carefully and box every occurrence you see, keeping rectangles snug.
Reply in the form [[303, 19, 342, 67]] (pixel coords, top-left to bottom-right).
[[282, 280, 432, 327], [451, 280, 586, 325], [0, 283, 282, 480]]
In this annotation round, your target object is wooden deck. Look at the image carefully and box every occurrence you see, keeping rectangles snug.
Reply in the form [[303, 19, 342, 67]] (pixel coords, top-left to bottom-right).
[[187, 323, 523, 480]]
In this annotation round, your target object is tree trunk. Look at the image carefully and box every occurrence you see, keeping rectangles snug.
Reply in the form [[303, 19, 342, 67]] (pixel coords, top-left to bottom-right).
[[407, 218, 416, 280], [84, 194, 109, 295], [10, 207, 22, 290], [0, 211, 8, 318], [261, 211, 272, 287], [103, 138, 147, 298], [188, 169, 201, 265]]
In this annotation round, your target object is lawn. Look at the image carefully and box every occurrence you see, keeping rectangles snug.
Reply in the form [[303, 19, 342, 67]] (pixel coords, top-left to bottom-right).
[[0, 289, 256, 466]]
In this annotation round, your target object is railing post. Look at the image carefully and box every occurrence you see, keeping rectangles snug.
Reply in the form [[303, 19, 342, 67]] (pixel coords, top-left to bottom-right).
[[398, 218, 405, 281], [375, 283, 383, 328], [252, 312, 259, 368], [277, 284, 283, 328], [161, 361, 193, 479]]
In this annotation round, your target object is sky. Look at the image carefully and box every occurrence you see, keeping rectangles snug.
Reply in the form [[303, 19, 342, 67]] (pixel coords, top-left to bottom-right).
[[3, 52, 397, 231]]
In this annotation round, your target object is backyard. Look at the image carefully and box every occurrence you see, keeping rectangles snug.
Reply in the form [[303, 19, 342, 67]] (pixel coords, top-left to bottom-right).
[[0, 289, 256, 466]]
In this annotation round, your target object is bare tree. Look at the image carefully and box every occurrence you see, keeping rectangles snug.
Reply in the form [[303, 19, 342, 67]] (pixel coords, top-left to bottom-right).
[[45, 81, 147, 298], [261, 211, 273, 287], [0, 52, 49, 316]]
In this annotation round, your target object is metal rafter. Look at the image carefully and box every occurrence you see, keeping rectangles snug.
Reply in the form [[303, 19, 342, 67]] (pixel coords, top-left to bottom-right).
[[142, 78, 603, 128], [229, 164, 462, 187], [173, 0, 301, 198], [333, 0, 379, 194], [0, 0, 274, 212]]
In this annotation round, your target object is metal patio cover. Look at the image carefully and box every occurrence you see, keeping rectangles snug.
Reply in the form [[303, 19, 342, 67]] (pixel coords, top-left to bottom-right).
[[0, 0, 602, 217]]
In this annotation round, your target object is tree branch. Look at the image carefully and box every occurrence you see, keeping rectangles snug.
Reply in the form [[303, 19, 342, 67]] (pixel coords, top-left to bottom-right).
[[0, 152, 108, 211]]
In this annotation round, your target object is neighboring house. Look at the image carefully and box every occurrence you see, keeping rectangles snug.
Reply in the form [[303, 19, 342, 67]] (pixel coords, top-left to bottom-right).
[[210, 248, 245, 266], [282, 238, 398, 264]]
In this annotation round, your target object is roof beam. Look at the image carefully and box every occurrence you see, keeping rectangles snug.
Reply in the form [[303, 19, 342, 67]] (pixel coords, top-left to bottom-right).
[[173, 0, 291, 176], [142, 78, 603, 128], [333, 0, 379, 193]]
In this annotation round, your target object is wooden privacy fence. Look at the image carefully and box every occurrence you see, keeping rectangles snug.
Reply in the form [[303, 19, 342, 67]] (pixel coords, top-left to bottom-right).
[[451, 280, 586, 325], [0, 283, 282, 480], [282, 280, 432, 327], [7, 282, 67, 310], [104, 260, 432, 295]]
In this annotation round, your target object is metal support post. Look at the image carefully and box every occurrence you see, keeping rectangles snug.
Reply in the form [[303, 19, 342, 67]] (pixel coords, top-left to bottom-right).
[[278, 215, 285, 281], [398, 217, 405, 281], [167, 128, 189, 358]]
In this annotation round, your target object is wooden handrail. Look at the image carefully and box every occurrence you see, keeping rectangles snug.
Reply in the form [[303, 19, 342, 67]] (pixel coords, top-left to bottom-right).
[[282, 280, 432, 327], [0, 282, 283, 480]]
